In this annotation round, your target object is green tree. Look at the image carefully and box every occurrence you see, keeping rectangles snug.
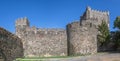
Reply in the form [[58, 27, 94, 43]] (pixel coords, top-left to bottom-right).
[[97, 20, 110, 47], [114, 16, 120, 29], [112, 31, 120, 50], [113, 16, 120, 50]]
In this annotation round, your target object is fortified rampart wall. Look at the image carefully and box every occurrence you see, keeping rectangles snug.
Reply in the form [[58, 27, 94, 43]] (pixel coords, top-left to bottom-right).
[[15, 18, 67, 57], [24, 27, 67, 57], [15, 6, 109, 57], [0, 27, 23, 61]]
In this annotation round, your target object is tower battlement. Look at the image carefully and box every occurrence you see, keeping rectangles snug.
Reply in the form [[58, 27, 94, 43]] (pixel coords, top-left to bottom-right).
[[15, 17, 30, 27], [86, 6, 109, 15], [81, 6, 109, 23]]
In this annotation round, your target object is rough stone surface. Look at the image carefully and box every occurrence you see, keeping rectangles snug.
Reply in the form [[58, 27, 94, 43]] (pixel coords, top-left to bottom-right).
[[67, 6, 109, 55], [15, 18, 67, 57], [15, 6, 109, 57], [0, 27, 23, 61]]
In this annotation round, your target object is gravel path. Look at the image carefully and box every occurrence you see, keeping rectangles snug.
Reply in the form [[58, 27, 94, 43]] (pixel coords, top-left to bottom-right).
[[45, 53, 120, 61]]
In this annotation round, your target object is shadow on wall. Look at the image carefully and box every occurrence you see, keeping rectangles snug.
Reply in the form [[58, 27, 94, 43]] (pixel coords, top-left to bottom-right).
[[0, 49, 6, 61], [68, 43, 75, 56], [0, 27, 24, 61]]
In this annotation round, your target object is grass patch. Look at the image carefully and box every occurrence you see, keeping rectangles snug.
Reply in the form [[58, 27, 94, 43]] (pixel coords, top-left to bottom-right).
[[14, 54, 92, 61], [15, 56, 70, 61], [14, 52, 120, 61], [15, 55, 80, 61]]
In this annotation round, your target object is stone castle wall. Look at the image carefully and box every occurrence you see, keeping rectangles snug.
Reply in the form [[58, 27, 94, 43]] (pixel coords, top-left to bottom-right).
[[0, 27, 23, 61], [16, 19, 67, 57], [15, 6, 109, 57]]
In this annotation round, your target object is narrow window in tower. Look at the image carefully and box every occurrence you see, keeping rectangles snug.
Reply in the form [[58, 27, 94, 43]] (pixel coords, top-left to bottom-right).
[[90, 23, 92, 27]]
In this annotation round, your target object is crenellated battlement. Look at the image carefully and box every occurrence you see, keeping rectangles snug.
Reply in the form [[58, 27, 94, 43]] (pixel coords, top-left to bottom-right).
[[81, 6, 109, 22], [90, 9, 109, 15], [80, 6, 109, 27], [15, 17, 30, 27], [37, 28, 65, 31], [26, 26, 66, 35], [86, 6, 109, 15]]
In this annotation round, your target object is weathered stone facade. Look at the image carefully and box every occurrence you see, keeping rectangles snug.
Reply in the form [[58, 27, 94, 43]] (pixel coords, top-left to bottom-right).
[[67, 6, 109, 55], [0, 27, 23, 61], [15, 18, 67, 57], [15, 6, 109, 57]]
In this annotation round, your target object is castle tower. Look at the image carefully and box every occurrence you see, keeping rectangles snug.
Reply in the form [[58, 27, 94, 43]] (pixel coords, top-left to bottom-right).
[[81, 6, 109, 26], [67, 22, 81, 55], [15, 17, 30, 38], [67, 6, 109, 55]]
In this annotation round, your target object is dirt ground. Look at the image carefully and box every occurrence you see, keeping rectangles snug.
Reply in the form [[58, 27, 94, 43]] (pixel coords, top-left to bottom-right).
[[45, 53, 120, 61]]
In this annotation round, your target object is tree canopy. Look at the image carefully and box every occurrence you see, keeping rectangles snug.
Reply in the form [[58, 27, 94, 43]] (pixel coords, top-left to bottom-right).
[[114, 16, 120, 29], [113, 16, 120, 50], [97, 20, 110, 46]]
